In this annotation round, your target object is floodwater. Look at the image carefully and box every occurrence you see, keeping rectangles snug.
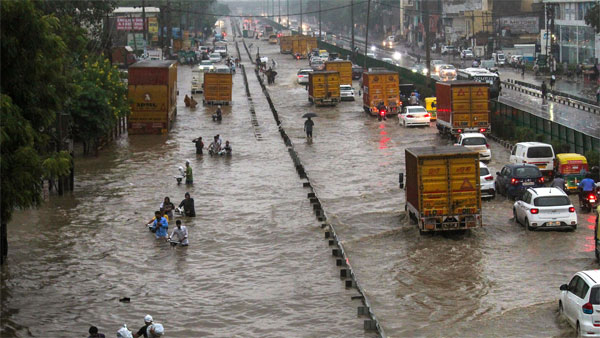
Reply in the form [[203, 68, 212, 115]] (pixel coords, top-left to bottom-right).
[[254, 36, 598, 336], [2, 20, 598, 337], [0, 25, 368, 337]]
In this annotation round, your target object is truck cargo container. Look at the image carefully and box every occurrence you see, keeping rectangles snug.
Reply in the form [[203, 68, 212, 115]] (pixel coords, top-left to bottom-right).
[[292, 36, 317, 59], [362, 69, 400, 117], [191, 67, 204, 94], [402, 146, 482, 234], [280, 36, 293, 54], [308, 71, 340, 106], [435, 81, 490, 137], [128, 60, 177, 134], [111, 46, 136, 68], [324, 60, 352, 86], [203, 72, 232, 105]]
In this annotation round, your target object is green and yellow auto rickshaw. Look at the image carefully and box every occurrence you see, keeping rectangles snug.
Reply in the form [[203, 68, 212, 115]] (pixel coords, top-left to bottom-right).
[[555, 153, 588, 193]]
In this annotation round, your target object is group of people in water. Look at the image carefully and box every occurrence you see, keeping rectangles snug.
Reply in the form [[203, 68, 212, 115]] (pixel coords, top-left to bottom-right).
[[193, 133, 232, 156], [146, 194, 195, 245], [88, 314, 164, 338]]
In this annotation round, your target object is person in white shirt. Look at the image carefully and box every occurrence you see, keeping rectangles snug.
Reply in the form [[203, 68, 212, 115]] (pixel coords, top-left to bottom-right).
[[169, 220, 188, 246]]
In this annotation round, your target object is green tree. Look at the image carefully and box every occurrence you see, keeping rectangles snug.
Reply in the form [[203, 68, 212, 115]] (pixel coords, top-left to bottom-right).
[[0, 0, 73, 263], [585, 4, 600, 34], [68, 57, 130, 155]]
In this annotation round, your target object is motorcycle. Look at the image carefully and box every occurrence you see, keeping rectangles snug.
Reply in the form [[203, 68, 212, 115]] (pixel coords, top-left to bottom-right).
[[580, 187, 600, 212], [174, 166, 185, 184]]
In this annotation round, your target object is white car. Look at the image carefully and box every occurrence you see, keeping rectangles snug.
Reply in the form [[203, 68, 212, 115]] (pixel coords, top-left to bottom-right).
[[431, 60, 444, 74], [461, 49, 474, 59], [559, 270, 600, 336], [340, 85, 355, 101], [366, 52, 376, 59], [455, 133, 491, 162], [199, 46, 209, 54], [209, 52, 221, 63], [311, 59, 325, 71], [198, 60, 214, 72], [513, 187, 577, 231], [479, 161, 496, 199], [297, 68, 313, 84], [383, 36, 395, 48], [439, 64, 457, 80], [382, 57, 394, 65], [399, 106, 430, 127], [441, 45, 456, 55]]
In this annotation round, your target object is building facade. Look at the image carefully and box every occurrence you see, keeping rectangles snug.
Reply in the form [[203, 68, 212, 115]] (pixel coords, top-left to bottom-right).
[[542, 0, 599, 64]]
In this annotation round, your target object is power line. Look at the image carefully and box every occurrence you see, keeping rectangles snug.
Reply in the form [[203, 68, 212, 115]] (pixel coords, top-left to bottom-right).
[[169, 1, 368, 18]]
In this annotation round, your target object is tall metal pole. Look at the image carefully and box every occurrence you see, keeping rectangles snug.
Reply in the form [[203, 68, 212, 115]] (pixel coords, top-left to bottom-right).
[[351, 0, 354, 52], [287, 0, 289, 28], [299, 0, 303, 35], [424, 0, 431, 79], [364, 0, 371, 69], [318, 0, 321, 40], [142, 0, 147, 47], [278, 0, 281, 24]]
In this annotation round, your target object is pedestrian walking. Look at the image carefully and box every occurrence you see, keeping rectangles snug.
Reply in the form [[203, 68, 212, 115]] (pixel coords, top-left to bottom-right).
[[304, 117, 314, 139], [550, 74, 556, 91], [192, 136, 204, 155], [551, 174, 566, 192], [576, 63, 582, 81], [541, 80, 548, 100], [184, 160, 193, 185], [133, 315, 153, 338]]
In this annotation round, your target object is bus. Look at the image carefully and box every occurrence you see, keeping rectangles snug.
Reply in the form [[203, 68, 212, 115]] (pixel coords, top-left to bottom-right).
[[457, 68, 498, 85], [264, 25, 274, 37]]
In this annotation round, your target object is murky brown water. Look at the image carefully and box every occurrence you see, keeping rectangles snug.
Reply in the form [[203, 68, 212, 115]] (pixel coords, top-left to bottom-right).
[[2, 21, 598, 337], [1, 23, 371, 337], [258, 38, 597, 337]]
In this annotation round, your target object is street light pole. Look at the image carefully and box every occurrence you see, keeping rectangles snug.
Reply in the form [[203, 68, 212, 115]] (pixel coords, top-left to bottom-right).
[[318, 0, 321, 40], [364, 0, 371, 69], [287, 0, 289, 28], [300, 0, 303, 35], [351, 0, 354, 53]]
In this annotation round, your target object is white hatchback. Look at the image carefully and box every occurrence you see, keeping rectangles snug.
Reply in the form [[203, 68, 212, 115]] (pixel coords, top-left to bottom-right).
[[209, 52, 221, 63], [513, 187, 577, 231], [479, 161, 495, 199], [455, 133, 492, 162], [399, 106, 431, 127], [559, 270, 600, 336]]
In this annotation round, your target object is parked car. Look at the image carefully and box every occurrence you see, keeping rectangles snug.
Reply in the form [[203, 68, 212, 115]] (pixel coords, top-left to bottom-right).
[[559, 270, 600, 336], [480, 161, 496, 199], [399, 106, 431, 127], [297, 68, 313, 84], [209, 52, 222, 63], [509, 142, 555, 178], [495, 164, 545, 199], [514, 187, 577, 230], [461, 49, 474, 59], [441, 45, 456, 55], [455, 132, 491, 162], [340, 85, 355, 101], [198, 60, 215, 72]]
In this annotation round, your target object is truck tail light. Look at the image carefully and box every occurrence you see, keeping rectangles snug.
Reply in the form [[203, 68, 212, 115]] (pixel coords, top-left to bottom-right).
[[479, 128, 486, 132], [569, 207, 575, 213], [457, 129, 463, 133], [510, 178, 520, 185], [529, 208, 539, 214], [583, 302, 594, 314], [484, 175, 493, 181]]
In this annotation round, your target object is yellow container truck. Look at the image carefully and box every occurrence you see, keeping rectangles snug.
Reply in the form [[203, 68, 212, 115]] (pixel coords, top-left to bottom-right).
[[324, 60, 353, 86], [308, 71, 340, 106]]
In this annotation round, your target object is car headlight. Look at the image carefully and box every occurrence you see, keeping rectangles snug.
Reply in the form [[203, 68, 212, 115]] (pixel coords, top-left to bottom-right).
[[412, 69, 417, 73]]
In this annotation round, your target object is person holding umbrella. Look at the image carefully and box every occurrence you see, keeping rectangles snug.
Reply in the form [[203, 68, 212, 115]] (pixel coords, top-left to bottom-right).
[[302, 113, 317, 139]]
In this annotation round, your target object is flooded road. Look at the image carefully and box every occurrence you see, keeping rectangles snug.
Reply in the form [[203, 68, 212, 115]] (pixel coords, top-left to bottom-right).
[[2, 20, 598, 336], [1, 31, 368, 336], [254, 37, 598, 336]]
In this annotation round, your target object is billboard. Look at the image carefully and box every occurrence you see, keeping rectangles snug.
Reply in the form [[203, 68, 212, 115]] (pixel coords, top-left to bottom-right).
[[148, 17, 158, 33], [117, 17, 144, 31], [496, 16, 539, 35]]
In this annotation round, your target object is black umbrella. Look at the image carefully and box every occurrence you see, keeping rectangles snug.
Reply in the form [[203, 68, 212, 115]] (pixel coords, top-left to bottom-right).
[[302, 112, 318, 118]]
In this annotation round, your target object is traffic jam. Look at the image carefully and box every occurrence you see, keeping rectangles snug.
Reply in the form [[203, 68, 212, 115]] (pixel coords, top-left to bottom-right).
[[234, 18, 600, 336]]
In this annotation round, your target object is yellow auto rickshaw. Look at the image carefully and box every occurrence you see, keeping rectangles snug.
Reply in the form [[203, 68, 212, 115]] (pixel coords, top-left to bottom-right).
[[555, 153, 588, 193], [425, 97, 437, 121]]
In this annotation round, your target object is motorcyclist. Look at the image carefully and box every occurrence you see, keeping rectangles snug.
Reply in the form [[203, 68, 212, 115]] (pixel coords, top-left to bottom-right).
[[224, 140, 232, 155], [212, 106, 222, 121], [151, 211, 168, 240], [578, 174, 597, 206]]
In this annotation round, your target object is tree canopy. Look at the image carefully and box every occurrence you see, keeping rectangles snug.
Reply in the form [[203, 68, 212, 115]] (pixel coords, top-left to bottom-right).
[[585, 3, 600, 34]]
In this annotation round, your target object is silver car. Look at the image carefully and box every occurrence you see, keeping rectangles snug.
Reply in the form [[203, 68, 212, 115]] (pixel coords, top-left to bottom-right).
[[297, 69, 313, 84], [340, 85, 355, 101]]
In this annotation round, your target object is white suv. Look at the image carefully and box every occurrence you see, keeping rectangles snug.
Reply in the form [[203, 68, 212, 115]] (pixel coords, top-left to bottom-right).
[[479, 161, 495, 199], [513, 187, 577, 231], [455, 133, 492, 162], [559, 270, 600, 336]]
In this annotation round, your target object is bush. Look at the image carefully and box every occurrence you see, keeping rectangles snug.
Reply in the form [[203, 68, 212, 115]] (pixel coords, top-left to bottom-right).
[[514, 127, 536, 142]]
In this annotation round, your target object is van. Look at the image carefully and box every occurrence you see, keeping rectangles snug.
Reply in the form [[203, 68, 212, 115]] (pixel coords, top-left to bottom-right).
[[509, 142, 555, 177]]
